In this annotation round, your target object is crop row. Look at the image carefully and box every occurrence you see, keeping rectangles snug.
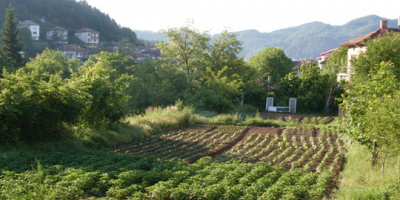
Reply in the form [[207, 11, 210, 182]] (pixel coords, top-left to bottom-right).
[[216, 129, 344, 174], [115, 125, 246, 161], [0, 152, 333, 200]]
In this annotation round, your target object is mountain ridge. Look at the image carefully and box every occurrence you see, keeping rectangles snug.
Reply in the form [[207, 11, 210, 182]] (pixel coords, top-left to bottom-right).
[[136, 15, 398, 60]]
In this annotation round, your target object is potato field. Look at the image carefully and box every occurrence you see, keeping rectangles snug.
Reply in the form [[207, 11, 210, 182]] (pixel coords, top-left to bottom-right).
[[1, 123, 345, 199]]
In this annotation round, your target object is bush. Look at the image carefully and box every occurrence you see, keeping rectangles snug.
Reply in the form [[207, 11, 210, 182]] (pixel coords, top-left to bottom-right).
[[0, 70, 84, 143]]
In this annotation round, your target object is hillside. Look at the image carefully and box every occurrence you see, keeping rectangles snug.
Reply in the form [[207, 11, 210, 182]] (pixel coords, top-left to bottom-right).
[[0, 0, 136, 43], [237, 15, 398, 60], [135, 15, 398, 60]]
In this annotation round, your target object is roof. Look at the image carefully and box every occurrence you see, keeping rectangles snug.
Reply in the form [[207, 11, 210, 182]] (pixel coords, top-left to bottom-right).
[[51, 26, 67, 32], [340, 28, 400, 48], [75, 28, 98, 33], [57, 45, 89, 52], [19, 20, 39, 26], [319, 48, 337, 56]]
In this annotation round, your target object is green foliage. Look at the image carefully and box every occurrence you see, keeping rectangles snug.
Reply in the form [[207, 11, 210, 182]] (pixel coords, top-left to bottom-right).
[[0, 68, 85, 143], [157, 26, 248, 112], [276, 62, 343, 113], [247, 47, 294, 84], [0, 144, 337, 200], [78, 52, 134, 129], [324, 46, 348, 75], [341, 62, 400, 150], [0, 4, 23, 70], [157, 25, 210, 86], [352, 33, 400, 83], [127, 104, 197, 135], [0, 50, 139, 143], [333, 137, 400, 200], [24, 49, 80, 79], [127, 59, 188, 112]]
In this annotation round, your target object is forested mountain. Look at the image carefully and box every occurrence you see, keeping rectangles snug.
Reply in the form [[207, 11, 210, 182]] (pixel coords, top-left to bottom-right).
[[236, 15, 398, 60], [0, 0, 137, 43], [135, 15, 398, 60]]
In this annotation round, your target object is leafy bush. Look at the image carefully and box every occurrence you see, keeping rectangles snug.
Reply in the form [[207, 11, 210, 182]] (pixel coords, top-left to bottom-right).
[[0, 69, 85, 143]]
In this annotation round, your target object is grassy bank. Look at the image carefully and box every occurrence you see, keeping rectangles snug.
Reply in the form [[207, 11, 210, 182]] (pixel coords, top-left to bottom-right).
[[74, 105, 338, 148], [333, 137, 400, 199]]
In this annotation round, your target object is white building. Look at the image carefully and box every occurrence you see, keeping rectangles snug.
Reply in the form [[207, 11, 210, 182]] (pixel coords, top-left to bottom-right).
[[338, 20, 400, 82], [75, 28, 99, 48], [18, 20, 40, 40], [57, 45, 89, 60], [46, 26, 68, 43]]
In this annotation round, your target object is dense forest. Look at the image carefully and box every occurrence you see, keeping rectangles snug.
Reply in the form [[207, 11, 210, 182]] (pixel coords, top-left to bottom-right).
[[0, 0, 137, 43]]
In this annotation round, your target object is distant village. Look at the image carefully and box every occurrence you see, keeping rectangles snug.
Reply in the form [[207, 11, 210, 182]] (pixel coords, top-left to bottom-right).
[[18, 20, 160, 63]]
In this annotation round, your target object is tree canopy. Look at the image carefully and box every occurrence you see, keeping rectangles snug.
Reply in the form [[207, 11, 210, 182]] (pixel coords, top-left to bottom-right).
[[246, 47, 294, 84]]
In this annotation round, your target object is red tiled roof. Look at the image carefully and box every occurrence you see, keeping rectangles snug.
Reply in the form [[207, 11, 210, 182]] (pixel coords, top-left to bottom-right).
[[319, 48, 337, 56], [340, 28, 400, 48]]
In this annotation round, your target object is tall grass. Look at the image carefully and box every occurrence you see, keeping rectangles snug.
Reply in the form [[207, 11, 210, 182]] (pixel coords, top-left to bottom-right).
[[332, 136, 400, 199], [74, 105, 199, 147]]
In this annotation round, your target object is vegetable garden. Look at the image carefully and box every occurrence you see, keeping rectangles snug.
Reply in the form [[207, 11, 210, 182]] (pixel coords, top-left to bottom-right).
[[1, 124, 345, 199]]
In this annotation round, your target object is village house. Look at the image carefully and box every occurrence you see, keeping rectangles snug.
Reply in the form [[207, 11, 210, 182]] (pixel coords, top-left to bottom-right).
[[46, 26, 68, 43], [337, 19, 400, 82], [75, 28, 99, 48], [317, 48, 337, 70], [18, 20, 40, 41], [57, 44, 89, 60]]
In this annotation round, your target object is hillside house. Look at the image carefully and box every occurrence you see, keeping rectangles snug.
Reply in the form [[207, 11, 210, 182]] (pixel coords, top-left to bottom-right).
[[18, 20, 40, 40], [57, 45, 89, 60], [75, 28, 99, 48], [46, 26, 68, 43], [338, 19, 400, 82], [317, 48, 337, 70]]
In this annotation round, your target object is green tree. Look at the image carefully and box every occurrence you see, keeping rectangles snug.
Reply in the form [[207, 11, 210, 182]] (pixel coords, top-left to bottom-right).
[[0, 62, 86, 143], [323, 46, 348, 76], [0, 4, 24, 70], [194, 31, 247, 112], [341, 62, 400, 165], [351, 33, 400, 83], [247, 47, 294, 84], [127, 59, 188, 112], [78, 52, 134, 128], [276, 62, 339, 113], [24, 49, 80, 79], [157, 25, 209, 86]]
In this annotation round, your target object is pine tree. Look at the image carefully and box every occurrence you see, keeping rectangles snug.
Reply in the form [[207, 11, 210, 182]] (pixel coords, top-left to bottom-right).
[[1, 4, 24, 70]]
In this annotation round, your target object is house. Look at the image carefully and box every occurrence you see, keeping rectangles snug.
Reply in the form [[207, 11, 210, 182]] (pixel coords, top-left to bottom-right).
[[338, 19, 400, 82], [75, 28, 99, 48], [18, 20, 40, 40], [46, 26, 68, 43], [317, 48, 337, 70], [57, 45, 89, 60]]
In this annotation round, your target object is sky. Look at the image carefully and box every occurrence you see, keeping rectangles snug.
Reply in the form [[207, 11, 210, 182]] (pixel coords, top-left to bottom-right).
[[83, 0, 400, 34]]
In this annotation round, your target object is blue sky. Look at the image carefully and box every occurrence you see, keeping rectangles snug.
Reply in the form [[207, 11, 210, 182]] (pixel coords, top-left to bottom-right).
[[83, 0, 400, 34]]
